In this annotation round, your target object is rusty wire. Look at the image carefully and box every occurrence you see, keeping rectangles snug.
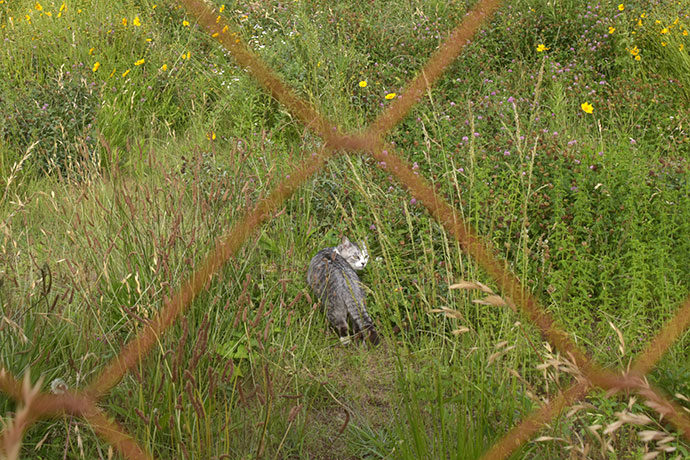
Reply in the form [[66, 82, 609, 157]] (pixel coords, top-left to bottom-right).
[[2, 0, 690, 458]]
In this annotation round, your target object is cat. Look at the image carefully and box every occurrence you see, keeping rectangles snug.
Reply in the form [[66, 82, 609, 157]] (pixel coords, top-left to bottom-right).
[[307, 236, 380, 346]]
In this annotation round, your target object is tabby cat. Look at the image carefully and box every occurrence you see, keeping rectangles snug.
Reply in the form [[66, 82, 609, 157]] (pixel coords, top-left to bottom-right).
[[307, 237, 380, 346]]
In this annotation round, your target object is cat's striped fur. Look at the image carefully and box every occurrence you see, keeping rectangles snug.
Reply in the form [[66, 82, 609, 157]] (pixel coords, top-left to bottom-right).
[[307, 237, 380, 346]]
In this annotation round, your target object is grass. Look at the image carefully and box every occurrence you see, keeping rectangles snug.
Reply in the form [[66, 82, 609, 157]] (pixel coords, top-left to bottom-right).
[[2, 0, 690, 458]]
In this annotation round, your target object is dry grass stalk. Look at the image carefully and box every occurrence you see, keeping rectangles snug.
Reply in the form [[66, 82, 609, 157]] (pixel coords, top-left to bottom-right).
[[1, 371, 43, 460], [608, 321, 625, 357]]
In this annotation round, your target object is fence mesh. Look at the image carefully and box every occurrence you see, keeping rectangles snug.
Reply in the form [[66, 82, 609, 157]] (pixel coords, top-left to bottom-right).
[[2, 0, 690, 458]]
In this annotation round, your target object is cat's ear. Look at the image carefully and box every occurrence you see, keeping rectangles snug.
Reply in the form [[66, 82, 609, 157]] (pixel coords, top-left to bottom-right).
[[340, 236, 352, 247]]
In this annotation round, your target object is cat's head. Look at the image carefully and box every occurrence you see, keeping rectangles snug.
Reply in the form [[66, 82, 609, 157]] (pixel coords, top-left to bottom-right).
[[336, 236, 368, 271]]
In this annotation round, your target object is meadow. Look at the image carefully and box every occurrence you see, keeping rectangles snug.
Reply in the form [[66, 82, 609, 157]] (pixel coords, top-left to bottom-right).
[[1, 0, 690, 458]]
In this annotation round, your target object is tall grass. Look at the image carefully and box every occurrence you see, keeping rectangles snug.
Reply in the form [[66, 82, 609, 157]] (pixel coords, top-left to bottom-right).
[[2, 0, 690, 458]]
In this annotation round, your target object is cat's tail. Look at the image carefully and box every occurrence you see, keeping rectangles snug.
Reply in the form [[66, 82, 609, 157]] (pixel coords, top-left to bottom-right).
[[365, 325, 380, 346], [353, 304, 380, 346]]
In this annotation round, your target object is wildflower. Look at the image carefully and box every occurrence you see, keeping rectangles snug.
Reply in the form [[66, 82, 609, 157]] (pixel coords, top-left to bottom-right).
[[208, 132, 216, 140], [219, 4, 225, 12], [59, 2, 65, 12], [50, 378, 67, 394], [608, 26, 615, 34], [618, 3, 624, 11], [216, 15, 221, 23], [580, 101, 594, 114], [122, 17, 127, 26], [122, 69, 131, 77], [134, 58, 145, 66], [661, 41, 667, 47], [629, 46, 640, 56], [212, 32, 219, 37], [133, 16, 141, 27], [35, 2, 42, 11], [222, 25, 229, 33], [109, 68, 116, 78], [640, 13, 646, 18], [182, 20, 189, 27], [359, 80, 367, 88], [92, 61, 100, 72], [683, 29, 688, 36], [637, 19, 642, 27], [660, 27, 668, 34], [634, 55, 641, 61], [536, 44, 549, 52], [385, 92, 396, 100], [680, 44, 685, 51], [161, 64, 168, 71], [88, 47, 95, 55], [181, 51, 191, 59]]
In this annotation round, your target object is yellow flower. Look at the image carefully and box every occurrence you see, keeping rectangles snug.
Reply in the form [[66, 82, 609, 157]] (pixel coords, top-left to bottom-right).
[[385, 92, 396, 100], [629, 46, 640, 56], [122, 69, 131, 77], [618, 3, 624, 11], [660, 27, 668, 34], [680, 44, 685, 51], [122, 17, 127, 26], [684, 29, 689, 36], [146, 38, 152, 42], [216, 15, 221, 23], [219, 4, 225, 12], [181, 51, 191, 59], [637, 19, 643, 27], [59, 2, 65, 12], [152, 4, 157, 8], [212, 32, 219, 37], [661, 41, 667, 47], [88, 47, 95, 55], [640, 13, 646, 18], [580, 102, 593, 114], [208, 132, 216, 141], [92, 61, 100, 72], [161, 64, 168, 71], [608, 26, 615, 34], [634, 55, 641, 61], [134, 58, 145, 66], [182, 20, 189, 27], [222, 25, 229, 33], [133, 16, 141, 26], [109, 68, 116, 78], [359, 81, 367, 88], [536, 44, 549, 52], [35, 2, 42, 11], [44, 11, 52, 16]]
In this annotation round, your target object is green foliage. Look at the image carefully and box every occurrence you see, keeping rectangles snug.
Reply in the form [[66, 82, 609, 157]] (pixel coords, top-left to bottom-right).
[[1, 0, 690, 458]]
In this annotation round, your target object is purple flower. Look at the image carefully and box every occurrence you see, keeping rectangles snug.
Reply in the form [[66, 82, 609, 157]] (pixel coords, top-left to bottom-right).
[[410, 198, 417, 205]]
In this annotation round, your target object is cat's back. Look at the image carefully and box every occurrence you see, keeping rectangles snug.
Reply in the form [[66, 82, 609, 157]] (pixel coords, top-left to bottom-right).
[[307, 247, 360, 295]]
